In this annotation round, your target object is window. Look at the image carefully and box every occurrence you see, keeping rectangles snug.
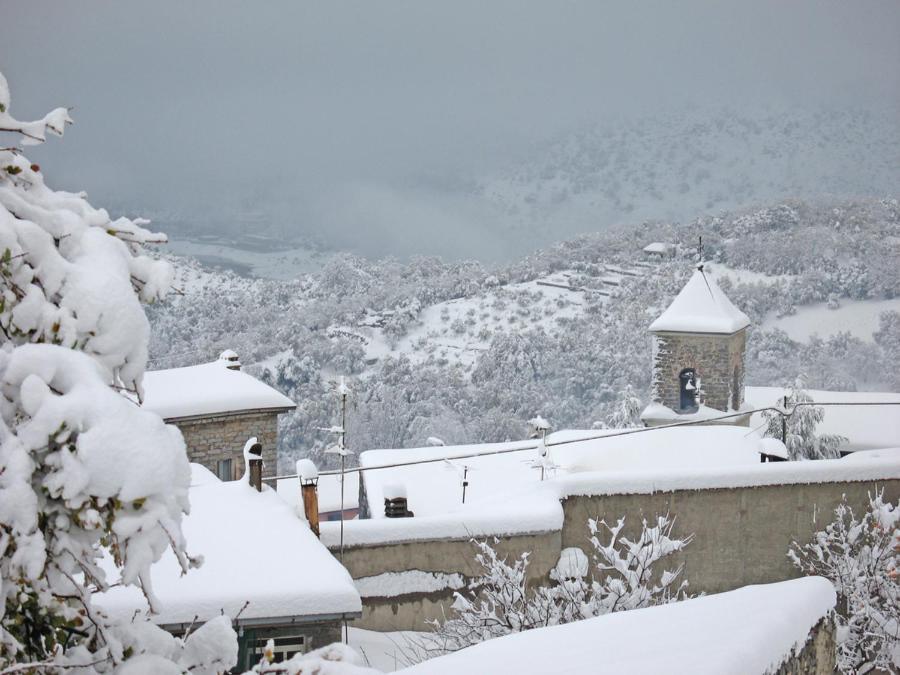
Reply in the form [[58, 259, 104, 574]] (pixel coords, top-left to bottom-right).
[[252, 633, 307, 663], [216, 458, 233, 482], [679, 368, 698, 412]]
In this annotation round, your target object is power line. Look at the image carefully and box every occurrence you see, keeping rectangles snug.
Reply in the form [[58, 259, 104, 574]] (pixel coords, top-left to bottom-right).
[[265, 400, 900, 481]]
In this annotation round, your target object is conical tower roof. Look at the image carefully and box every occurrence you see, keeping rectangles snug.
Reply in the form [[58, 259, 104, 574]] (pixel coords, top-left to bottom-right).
[[649, 266, 750, 334]]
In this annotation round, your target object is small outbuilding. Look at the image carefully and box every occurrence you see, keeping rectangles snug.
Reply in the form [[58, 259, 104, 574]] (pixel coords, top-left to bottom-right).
[[642, 242, 675, 259], [142, 351, 296, 480]]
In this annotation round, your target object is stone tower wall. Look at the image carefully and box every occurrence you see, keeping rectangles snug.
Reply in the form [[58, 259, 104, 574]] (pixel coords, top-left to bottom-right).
[[652, 329, 747, 412]]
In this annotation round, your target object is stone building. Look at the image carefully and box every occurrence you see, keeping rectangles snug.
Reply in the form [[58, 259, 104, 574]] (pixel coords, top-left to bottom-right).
[[142, 351, 295, 480], [641, 265, 752, 427]]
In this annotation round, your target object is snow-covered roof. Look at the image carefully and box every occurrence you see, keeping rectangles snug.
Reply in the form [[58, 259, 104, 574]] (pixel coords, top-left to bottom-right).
[[98, 465, 361, 626], [397, 577, 836, 675], [141, 359, 295, 420], [648, 267, 750, 334], [643, 242, 672, 254], [747, 386, 900, 452], [358, 426, 765, 520], [640, 400, 755, 424]]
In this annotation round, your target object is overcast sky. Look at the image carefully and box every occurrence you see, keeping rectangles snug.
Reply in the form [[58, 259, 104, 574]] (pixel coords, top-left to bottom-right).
[[2, 1, 899, 258]]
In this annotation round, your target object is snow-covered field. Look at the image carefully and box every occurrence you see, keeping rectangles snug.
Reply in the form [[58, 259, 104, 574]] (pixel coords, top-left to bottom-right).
[[762, 298, 900, 342]]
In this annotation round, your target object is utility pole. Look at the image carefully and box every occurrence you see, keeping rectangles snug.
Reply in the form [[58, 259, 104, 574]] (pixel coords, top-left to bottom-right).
[[337, 377, 349, 564], [539, 424, 548, 481], [698, 235, 704, 270], [323, 377, 352, 565], [781, 394, 788, 445]]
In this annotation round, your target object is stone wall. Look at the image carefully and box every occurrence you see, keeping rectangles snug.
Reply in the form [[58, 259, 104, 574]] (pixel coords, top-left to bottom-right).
[[772, 616, 836, 675], [562, 478, 899, 595], [652, 329, 746, 412], [334, 531, 561, 631], [171, 410, 279, 479], [336, 476, 898, 631]]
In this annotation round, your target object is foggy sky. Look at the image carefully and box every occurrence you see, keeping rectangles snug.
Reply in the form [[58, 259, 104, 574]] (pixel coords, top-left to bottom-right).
[[2, 1, 899, 259]]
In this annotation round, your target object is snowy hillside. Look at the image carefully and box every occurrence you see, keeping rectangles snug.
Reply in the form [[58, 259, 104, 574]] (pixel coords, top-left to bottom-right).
[[480, 108, 900, 236], [329, 264, 650, 372], [147, 197, 900, 469]]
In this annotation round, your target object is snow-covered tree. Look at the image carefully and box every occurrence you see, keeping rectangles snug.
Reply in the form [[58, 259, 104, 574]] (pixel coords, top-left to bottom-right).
[[789, 491, 899, 674], [603, 385, 643, 429], [0, 71, 236, 672], [422, 514, 692, 656], [762, 375, 847, 460]]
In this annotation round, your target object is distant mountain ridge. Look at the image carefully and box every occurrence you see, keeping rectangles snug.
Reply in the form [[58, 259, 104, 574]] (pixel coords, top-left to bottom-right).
[[479, 107, 900, 237]]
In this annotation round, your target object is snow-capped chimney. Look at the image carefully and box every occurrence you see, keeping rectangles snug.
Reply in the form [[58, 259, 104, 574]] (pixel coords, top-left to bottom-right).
[[384, 484, 413, 518], [241, 437, 264, 491], [297, 459, 320, 537], [219, 349, 241, 371]]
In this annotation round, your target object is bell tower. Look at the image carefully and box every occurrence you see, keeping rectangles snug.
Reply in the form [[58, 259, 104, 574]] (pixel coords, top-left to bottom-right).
[[641, 264, 751, 426]]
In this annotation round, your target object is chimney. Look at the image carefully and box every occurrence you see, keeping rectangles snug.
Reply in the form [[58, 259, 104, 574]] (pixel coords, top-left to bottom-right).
[[383, 484, 413, 518], [219, 349, 241, 371], [297, 459, 320, 537], [242, 437, 264, 491]]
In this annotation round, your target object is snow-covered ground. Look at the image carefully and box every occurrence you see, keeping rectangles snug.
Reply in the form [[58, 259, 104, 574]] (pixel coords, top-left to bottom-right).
[[761, 298, 900, 342], [395, 577, 836, 675]]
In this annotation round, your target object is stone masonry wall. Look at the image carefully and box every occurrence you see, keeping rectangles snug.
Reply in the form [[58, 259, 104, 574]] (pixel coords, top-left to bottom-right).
[[772, 616, 836, 675], [336, 476, 898, 632], [652, 329, 746, 412], [332, 531, 561, 631], [171, 411, 279, 479], [561, 478, 900, 595]]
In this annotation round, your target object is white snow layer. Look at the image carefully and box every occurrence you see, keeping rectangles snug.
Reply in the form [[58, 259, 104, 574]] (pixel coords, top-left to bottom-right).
[[397, 577, 837, 675], [325, 425, 900, 547], [354, 571, 466, 599], [141, 358, 295, 420], [648, 268, 750, 334], [358, 427, 764, 522], [98, 472, 361, 625]]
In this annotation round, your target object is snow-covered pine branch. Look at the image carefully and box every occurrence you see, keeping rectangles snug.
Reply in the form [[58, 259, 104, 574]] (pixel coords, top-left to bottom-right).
[[420, 514, 693, 657], [762, 375, 847, 460], [0, 70, 236, 672], [789, 491, 899, 674]]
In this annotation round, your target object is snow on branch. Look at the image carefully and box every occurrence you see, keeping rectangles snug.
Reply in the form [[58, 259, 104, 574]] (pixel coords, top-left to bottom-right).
[[0, 69, 235, 673], [418, 513, 693, 658], [789, 490, 899, 673]]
